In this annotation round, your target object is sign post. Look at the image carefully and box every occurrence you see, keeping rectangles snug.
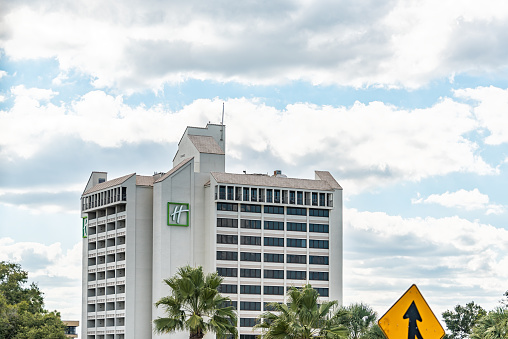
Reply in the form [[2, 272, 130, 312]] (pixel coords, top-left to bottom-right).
[[378, 284, 445, 339]]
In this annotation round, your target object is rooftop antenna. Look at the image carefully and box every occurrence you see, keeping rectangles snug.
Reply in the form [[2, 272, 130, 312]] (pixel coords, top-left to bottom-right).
[[220, 102, 224, 141]]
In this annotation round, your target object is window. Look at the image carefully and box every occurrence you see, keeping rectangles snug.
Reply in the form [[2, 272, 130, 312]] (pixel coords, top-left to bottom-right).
[[240, 285, 261, 294], [240, 252, 261, 262], [264, 270, 284, 279], [219, 284, 238, 293], [241, 204, 261, 213], [227, 186, 234, 200], [264, 221, 284, 231], [287, 207, 306, 216], [217, 203, 238, 211], [241, 335, 258, 339], [309, 240, 329, 249], [216, 251, 238, 261], [264, 206, 284, 214], [240, 236, 261, 246], [309, 223, 329, 233], [217, 234, 238, 244], [319, 193, 326, 206], [251, 189, 257, 202], [264, 302, 282, 311], [287, 238, 306, 248], [309, 255, 329, 265], [287, 270, 306, 280], [314, 288, 329, 297], [312, 192, 318, 206], [240, 269, 261, 278], [264, 286, 285, 295], [218, 186, 226, 199], [264, 237, 284, 247], [309, 209, 329, 217], [241, 219, 261, 229], [289, 191, 295, 204], [264, 253, 284, 263], [240, 301, 261, 311], [217, 267, 237, 277], [266, 190, 273, 203], [274, 190, 281, 203], [297, 191, 303, 205], [287, 254, 306, 264], [217, 218, 238, 228], [243, 188, 250, 201], [309, 271, 329, 281], [221, 300, 237, 310], [240, 318, 258, 327], [287, 222, 306, 232]]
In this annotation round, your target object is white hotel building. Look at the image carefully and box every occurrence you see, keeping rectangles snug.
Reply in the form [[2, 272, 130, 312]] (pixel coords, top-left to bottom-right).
[[81, 123, 343, 339]]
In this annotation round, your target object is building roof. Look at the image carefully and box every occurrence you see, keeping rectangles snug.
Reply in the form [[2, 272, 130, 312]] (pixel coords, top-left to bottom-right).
[[136, 175, 155, 187], [155, 157, 194, 183], [188, 135, 224, 155], [315, 171, 343, 189], [210, 172, 340, 191], [83, 173, 135, 195]]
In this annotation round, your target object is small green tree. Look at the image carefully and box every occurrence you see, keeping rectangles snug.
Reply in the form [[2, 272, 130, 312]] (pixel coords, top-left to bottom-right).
[[442, 301, 487, 339], [255, 284, 348, 338], [0, 261, 66, 339], [153, 265, 237, 339]]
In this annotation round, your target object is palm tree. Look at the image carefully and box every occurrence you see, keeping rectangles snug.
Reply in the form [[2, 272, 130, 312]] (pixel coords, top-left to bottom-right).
[[153, 265, 237, 339], [335, 303, 378, 339], [471, 307, 508, 339], [254, 284, 349, 338]]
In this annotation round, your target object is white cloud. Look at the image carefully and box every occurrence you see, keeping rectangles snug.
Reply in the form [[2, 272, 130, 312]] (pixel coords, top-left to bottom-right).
[[454, 86, 508, 145], [343, 208, 508, 318], [2, 1, 508, 90], [0, 238, 82, 319], [412, 189, 504, 215], [1, 88, 498, 194]]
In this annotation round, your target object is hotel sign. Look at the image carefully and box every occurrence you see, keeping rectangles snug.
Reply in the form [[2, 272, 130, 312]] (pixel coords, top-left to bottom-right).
[[82, 217, 88, 238], [167, 202, 190, 227]]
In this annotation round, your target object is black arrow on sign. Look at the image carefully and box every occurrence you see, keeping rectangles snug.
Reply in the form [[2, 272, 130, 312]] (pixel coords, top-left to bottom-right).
[[403, 301, 424, 339]]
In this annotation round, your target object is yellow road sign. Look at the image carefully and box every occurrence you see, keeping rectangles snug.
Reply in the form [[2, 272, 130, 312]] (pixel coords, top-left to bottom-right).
[[378, 284, 445, 339]]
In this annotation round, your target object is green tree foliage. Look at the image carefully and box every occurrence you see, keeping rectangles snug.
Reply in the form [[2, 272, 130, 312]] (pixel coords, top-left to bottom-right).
[[442, 301, 487, 339], [0, 261, 66, 339], [153, 265, 237, 339], [254, 284, 349, 339], [471, 307, 508, 339], [335, 303, 378, 339]]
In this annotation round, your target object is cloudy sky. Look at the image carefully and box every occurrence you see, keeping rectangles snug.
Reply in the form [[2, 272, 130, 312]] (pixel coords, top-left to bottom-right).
[[1, 0, 508, 327]]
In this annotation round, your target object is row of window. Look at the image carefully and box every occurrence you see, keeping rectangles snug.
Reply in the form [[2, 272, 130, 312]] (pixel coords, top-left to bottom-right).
[[216, 186, 333, 208], [217, 203, 330, 217], [217, 235, 329, 249], [218, 219, 329, 233], [219, 284, 290, 295], [217, 268, 328, 280], [217, 251, 329, 265]]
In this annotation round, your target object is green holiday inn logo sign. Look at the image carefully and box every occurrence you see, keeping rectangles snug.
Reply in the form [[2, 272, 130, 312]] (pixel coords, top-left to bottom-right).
[[167, 202, 190, 227]]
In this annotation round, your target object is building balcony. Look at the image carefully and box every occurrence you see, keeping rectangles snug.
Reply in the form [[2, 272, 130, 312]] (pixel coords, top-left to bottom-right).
[[98, 216, 107, 224], [117, 212, 126, 220]]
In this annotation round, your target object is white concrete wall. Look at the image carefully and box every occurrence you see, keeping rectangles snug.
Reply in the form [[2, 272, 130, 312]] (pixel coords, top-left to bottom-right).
[[134, 186, 154, 338], [329, 188, 343, 305], [152, 160, 195, 339]]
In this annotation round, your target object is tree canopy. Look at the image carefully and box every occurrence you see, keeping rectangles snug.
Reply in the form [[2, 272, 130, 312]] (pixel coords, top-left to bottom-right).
[[0, 261, 66, 339], [255, 284, 348, 339], [442, 301, 487, 339]]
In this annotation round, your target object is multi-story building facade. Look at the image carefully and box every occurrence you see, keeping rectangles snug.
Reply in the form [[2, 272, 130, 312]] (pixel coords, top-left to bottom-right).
[[81, 123, 343, 339]]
